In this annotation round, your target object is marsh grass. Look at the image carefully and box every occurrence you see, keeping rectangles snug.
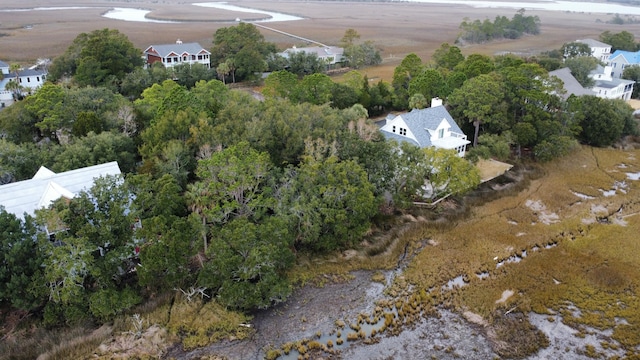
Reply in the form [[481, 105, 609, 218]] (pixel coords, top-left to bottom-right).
[[402, 146, 640, 356], [0, 322, 109, 360], [165, 296, 252, 350]]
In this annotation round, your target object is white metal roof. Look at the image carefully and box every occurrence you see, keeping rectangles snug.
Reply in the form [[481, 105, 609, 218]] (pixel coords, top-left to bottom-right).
[[0, 161, 121, 219]]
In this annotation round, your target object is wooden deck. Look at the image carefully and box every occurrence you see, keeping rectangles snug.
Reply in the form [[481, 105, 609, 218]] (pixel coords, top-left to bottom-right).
[[476, 158, 513, 183]]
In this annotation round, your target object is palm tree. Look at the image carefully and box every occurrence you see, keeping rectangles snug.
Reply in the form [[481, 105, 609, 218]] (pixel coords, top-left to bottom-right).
[[216, 62, 230, 84], [185, 181, 211, 254], [9, 63, 20, 84], [4, 81, 23, 100], [7, 64, 22, 100]]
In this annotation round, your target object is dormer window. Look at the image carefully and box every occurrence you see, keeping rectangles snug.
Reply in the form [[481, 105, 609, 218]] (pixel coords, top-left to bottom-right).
[[438, 128, 444, 138]]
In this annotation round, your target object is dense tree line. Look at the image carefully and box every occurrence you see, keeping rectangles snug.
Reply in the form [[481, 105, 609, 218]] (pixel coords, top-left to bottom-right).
[[1, 25, 638, 330], [457, 9, 540, 44]]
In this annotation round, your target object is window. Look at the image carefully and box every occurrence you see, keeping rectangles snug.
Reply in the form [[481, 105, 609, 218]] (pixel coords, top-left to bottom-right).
[[167, 58, 172, 63], [36, 76, 40, 82], [438, 128, 444, 138], [400, 128, 407, 136], [392, 126, 396, 133]]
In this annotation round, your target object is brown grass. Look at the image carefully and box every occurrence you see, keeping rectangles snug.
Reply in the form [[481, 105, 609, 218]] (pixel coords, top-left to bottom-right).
[[403, 146, 640, 355], [2, 0, 639, 77]]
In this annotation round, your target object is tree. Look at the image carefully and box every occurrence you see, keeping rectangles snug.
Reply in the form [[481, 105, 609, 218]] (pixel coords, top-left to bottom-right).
[[432, 43, 465, 70], [4, 80, 24, 101], [408, 93, 428, 109], [262, 70, 299, 99], [210, 23, 277, 82], [422, 148, 481, 199], [25, 83, 67, 141], [569, 96, 626, 147], [408, 68, 447, 101], [561, 41, 592, 59], [330, 83, 360, 109], [52, 131, 137, 174], [565, 56, 599, 88], [51, 28, 143, 87], [622, 65, 640, 98], [343, 41, 382, 69], [278, 156, 377, 252], [340, 28, 361, 48], [448, 72, 507, 147], [453, 54, 495, 79], [197, 216, 294, 310], [38, 175, 142, 323], [216, 61, 230, 84], [120, 63, 169, 99], [392, 53, 424, 108], [287, 51, 325, 76], [294, 73, 333, 105], [600, 30, 638, 52], [0, 209, 45, 311], [193, 141, 275, 224], [171, 63, 214, 89]]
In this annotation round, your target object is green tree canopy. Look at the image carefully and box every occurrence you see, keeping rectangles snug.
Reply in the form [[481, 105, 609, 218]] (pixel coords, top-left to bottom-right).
[[278, 156, 377, 252], [569, 96, 626, 147], [0, 209, 45, 311], [210, 23, 277, 81], [49, 28, 143, 87], [600, 30, 638, 52], [565, 56, 599, 88]]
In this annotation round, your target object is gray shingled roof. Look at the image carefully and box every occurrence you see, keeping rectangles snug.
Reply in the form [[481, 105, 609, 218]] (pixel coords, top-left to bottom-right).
[[145, 42, 210, 57], [0, 60, 8, 68], [381, 106, 466, 148], [577, 38, 610, 48], [549, 67, 593, 99], [403, 106, 464, 147], [17, 69, 46, 76]]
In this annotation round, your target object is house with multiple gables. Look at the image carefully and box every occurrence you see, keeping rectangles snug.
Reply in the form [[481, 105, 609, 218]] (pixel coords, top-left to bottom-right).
[[380, 98, 470, 157], [0, 60, 47, 107], [590, 64, 635, 100], [144, 39, 211, 68], [280, 45, 344, 65], [549, 66, 634, 100], [0, 161, 121, 221], [576, 38, 612, 63], [608, 49, 640, 78]]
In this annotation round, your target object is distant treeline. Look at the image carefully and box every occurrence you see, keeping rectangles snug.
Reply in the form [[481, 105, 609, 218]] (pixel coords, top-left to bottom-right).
[[456, 9, 540, 44]]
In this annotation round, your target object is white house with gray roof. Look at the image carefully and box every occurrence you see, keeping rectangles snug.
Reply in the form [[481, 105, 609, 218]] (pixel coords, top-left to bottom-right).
[[549, 66, 634, 100], [280, 45, 344, 65], [380, 98, 470, 157], [576, 38, 612, 63], [144, 39, 211, 68], [0, 60, 47, 107], [0, 162, 121, 220], [590, 65, 634, 100]]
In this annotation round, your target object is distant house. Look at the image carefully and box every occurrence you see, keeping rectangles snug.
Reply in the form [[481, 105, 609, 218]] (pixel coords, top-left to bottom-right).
[[0, 161, 122, 220], [280, 45, 344, 65], [380, 98, 470, 157], [590, 65, 634, 100], [549, 66, 634, 100], [0, 60, 47, 107], [608, 49, 640, 78], [576, 38, 611, 62], [144, 39, 211, 68]]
